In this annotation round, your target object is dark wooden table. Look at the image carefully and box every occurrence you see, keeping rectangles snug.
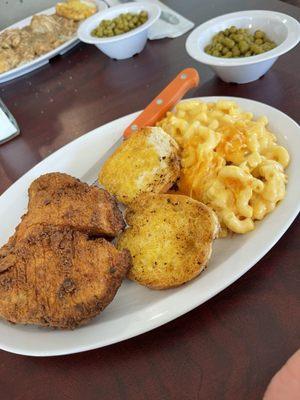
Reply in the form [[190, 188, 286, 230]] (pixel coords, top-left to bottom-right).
[[0, 0, 299, 399]]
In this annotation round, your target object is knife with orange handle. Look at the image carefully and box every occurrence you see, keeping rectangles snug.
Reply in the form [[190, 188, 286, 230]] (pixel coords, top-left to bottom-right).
[[83, 68, 200, 184], [123, 67, 200, 138]]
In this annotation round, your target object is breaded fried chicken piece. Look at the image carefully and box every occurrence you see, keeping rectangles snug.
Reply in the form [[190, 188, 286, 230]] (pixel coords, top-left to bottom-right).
[[16, 172, 124, 239], [0, 225, 131, 329]]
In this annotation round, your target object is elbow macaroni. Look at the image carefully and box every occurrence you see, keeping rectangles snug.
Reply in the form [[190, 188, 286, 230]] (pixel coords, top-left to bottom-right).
[[157, 100, 289, 236]]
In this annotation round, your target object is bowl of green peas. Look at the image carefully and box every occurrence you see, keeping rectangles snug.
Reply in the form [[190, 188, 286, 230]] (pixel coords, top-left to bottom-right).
[[186, 10, 300, 83], [78, 2, 160, 60]]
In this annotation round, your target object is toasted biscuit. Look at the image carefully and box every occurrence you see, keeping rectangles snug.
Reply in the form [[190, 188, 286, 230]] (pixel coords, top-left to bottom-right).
[[117, 193, 219, 289], [98, 127, 180, 205]]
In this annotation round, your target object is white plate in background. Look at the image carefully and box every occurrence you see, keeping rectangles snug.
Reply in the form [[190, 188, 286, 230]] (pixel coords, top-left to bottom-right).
[[0, 97, 299, 356], [0, 1, 107, 83]]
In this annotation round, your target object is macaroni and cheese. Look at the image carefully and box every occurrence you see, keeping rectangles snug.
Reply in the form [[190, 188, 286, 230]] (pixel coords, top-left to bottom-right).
[[157, 100, 289, 236]]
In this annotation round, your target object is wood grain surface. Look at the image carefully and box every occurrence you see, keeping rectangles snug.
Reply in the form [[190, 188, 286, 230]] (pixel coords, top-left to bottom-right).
[[0, 0, 299, 399]]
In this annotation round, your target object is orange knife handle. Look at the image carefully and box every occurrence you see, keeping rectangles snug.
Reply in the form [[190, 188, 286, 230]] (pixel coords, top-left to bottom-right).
[[123, 67, 200, 139]]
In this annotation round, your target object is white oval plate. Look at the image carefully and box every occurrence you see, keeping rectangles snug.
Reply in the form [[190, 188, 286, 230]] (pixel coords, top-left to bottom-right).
[[0, 1, 107, 83], [0, 97, 299, 357]]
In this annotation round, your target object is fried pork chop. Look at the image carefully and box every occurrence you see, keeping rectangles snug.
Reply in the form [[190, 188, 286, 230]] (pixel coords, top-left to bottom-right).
[[16, 172, 125, 239], [0, 173, 130, 328], [0, 225, 131, 329]]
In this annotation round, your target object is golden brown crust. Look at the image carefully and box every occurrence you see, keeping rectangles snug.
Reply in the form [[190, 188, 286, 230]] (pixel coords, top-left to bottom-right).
[[16, 172, 125, 239], [0, 225, 131, 329], [117, 193, 219, 289], [0, 172, 129, 329]]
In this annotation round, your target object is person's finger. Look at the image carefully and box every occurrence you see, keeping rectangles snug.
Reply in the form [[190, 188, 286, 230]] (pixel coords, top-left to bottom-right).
[[263, 349, 300, 400]]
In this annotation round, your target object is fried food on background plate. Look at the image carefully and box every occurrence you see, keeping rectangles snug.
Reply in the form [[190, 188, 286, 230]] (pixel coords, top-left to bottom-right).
[[56, 0, 97, 21], [16, 172, 125, 239], [0, 14, 78, 74], [98, 127, 180, 205], [117, 193, 219, 289], [0, 225, 131, 329]]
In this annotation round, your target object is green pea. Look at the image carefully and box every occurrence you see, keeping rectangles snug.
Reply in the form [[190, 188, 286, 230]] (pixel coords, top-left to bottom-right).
[[239, 40, 249, 53], [232, 46, 240, 57], [262, 43, 271, 51], [222, 47, 229, 55], [222, 38, 231, 48], [254, 30, 264, 39], [251, 44, 263, 54], [255, 38, 263, 45], [236, 34, 244, 42], [212, 50, 220, 56]]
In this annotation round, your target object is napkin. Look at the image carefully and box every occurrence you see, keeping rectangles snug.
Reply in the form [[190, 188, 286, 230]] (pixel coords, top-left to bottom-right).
[[105, 0, 195, 39], [0, 100, 19, 144]]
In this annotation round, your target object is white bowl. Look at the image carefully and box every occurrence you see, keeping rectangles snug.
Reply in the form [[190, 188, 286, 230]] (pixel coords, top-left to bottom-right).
[[186, 10, 300, 84], [78, 2, 160, 60]]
